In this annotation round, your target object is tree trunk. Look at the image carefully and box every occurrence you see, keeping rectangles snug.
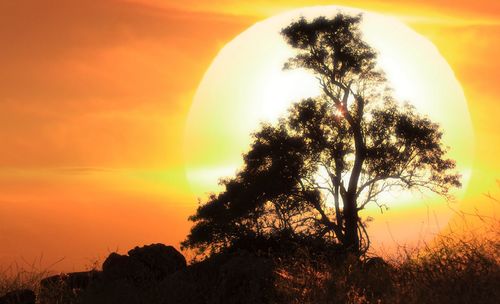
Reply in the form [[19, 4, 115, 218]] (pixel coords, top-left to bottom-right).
[[343, 192, 360, 253], [344, 124, 364, 254]]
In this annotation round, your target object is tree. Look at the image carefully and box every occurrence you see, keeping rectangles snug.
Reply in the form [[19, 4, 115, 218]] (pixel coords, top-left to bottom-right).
[[182, 13, 461, 256]]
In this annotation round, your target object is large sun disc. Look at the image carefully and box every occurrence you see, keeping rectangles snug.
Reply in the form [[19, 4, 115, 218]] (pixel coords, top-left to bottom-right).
[[183, 6, 474, 250]]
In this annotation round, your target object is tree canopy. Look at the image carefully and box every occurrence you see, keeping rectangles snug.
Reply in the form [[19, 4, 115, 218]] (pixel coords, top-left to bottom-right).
[[182, 13, 461, 256]]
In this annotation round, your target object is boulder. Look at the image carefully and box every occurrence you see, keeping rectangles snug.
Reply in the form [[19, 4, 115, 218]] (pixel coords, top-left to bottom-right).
[[158, 252, 275, 304], [77, 250, 275, 304], [40, 274, 64, 290], [102, 244, 186, 282], [39, 271, 101, 304], [102, 252, 149, 281], [65, 271, 101, 290], [0, 289, 35, 304], [39, 274, 66, 301], [78, 244, 188, 303], [128, 244, 186, 279], [41, 271, 100, 291]]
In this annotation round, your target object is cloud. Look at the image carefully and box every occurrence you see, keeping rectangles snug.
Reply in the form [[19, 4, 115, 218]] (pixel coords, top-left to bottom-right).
[[0, 0, 250, 106], [0, 0, 252, 168], [128, 0, 500, 20]]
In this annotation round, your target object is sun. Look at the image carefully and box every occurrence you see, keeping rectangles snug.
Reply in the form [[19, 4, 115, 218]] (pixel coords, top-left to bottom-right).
[[183, 6, 474, 250]]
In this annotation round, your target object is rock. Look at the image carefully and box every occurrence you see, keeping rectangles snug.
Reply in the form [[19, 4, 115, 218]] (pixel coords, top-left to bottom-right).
[[102, 252, 150, 281], [128, 244, 187, 279], [39, 274, 66, 301], [79, 250, 274, 304], [102, 244, 186, 282], [41, 271, 100, 292], [40, 274, 64, 290], [0, 289, 35, 304], [78, 244, 188, 303], [65, 271, 101, 290], [158, 252, 275, 304], [39, 271, 101, 304], [102, 252, 128, 275]]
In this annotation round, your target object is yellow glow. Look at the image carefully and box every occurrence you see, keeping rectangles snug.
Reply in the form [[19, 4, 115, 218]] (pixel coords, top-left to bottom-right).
[[184, 6, 474, 249]]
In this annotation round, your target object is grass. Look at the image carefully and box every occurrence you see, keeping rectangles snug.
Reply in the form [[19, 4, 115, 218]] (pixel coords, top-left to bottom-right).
[[0, 257, 97, 304], [273, 196, 500, 304], [272, 231, 499, 303], [1, 200, 498, 304], [0, 257, 52, 299]]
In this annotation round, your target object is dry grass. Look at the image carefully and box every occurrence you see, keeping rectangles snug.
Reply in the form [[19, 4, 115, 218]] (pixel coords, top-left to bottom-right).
[[1, 198, 498, 304], [273, 234, 498, 304], [0, 257, 101, 303], [1, 234, 498, 304], [0, 257, 53, 299], [274, 195, 500, 304], [2, 227, 498, 304]]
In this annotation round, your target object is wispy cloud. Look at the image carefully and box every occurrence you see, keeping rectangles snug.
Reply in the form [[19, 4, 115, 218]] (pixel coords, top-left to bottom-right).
[[55, 167, 115, 175]]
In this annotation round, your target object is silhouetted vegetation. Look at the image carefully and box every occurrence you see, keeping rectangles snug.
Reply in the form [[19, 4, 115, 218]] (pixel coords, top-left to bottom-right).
[[182, 13, 460, 256], [1, 193, 498, 303], [1, 228, 498, 303]]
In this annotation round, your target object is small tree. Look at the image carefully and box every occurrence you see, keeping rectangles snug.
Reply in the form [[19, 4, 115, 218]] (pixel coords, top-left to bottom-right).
[[182, 13, 461, 256]]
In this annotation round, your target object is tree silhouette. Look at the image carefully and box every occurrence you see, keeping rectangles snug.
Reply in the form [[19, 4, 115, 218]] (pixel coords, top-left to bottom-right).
[[182, 13, 461, 255]]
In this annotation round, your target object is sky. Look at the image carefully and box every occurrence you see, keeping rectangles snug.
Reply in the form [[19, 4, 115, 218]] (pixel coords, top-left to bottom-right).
[[0, 0, 498, 271]]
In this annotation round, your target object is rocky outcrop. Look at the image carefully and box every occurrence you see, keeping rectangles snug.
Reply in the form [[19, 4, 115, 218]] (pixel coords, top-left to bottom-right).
[[79, 249, 275, 304], [39, 243, 275, 304], [102, 243, 186, 282], [101, 252, 148, 281], [128, 243, 187, 279], [158, 252, 275, 304]]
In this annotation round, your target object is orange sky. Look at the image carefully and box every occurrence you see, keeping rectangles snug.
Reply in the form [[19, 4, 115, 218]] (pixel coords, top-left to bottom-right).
[[0, 0, 498, 271]]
